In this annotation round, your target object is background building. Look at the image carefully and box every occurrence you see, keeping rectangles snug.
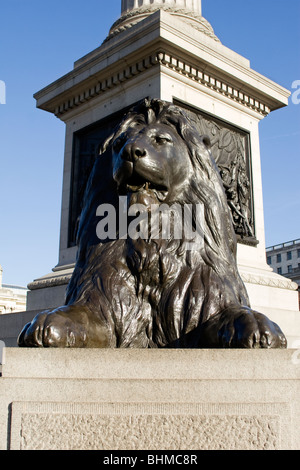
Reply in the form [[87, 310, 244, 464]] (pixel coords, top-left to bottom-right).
[[266, 239, 300, 308], [0, 265, 27, 314]]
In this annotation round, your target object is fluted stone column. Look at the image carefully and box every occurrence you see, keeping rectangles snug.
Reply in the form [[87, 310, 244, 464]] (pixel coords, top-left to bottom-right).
[[121, 0, 202, 16]]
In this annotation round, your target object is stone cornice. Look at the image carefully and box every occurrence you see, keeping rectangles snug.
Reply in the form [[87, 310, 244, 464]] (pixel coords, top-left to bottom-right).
[[27, 274, 72, 291], [52, 50, 273, 118], [34, 10, 289, 119], [157, 52, 272, 115]]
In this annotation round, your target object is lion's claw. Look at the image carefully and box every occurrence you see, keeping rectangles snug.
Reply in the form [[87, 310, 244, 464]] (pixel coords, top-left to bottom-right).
[[17, 306, 110, 348], [199, 306, 287, 349]]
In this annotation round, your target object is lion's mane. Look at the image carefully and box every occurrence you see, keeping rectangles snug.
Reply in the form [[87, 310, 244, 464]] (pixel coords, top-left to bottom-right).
[[65, 99, 250, 347]]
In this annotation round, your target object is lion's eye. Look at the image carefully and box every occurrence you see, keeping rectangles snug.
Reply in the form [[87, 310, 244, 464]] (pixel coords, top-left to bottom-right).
[[155, 135, 172, 145]]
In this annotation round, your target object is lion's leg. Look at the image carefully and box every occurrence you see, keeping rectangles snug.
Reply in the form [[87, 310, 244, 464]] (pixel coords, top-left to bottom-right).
[[17, 304, 113, 348], [196, 306, 287, 349]]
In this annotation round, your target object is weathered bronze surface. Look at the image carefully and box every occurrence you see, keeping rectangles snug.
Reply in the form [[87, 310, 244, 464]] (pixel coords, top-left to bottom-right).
[[18, 99, 287, 348]]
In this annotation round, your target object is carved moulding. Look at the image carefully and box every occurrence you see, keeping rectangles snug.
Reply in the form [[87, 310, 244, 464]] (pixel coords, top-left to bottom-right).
[[27, 274, 73, 291], [240, 273, 299, 291], [26, 270, 298, 292], [54, 51, 271, 119], [106, 6, 220, 43]]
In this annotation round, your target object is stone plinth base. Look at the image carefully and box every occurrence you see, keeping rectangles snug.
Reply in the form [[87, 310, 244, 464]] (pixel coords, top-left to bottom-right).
[[0, 349, 299, 450]]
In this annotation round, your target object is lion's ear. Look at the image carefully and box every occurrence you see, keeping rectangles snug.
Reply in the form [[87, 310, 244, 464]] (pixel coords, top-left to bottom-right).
[[202, 135, 211, 149]]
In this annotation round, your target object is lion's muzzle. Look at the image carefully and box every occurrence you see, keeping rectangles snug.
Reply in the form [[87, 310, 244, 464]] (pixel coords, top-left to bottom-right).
[[120, 140, 147, 163]]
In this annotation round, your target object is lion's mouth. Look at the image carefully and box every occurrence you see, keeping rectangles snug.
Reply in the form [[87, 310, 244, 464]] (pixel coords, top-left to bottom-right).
[[119, 174, 168, 200], [126, 181, 167, 193]]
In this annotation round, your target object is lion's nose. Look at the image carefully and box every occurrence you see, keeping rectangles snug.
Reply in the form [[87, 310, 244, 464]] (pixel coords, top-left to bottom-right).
[[121, 143, 146, 162]]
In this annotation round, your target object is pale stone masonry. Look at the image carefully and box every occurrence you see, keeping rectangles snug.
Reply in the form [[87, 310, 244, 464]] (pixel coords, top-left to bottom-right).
[[112, 0, 213, 42], [1, 349, 299, 450]]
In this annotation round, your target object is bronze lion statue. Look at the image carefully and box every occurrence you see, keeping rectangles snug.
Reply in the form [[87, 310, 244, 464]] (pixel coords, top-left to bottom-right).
[[18, 99, 287, 348]]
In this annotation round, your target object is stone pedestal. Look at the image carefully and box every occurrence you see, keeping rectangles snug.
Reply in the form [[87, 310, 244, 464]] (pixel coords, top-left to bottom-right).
[[0, 348, 299, 450]]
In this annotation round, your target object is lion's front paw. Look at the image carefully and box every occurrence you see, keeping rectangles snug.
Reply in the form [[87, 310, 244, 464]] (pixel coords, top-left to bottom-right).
[[199, 306, 287, 349], [17, 305, 110, 348], [17, 307, 87, 347]]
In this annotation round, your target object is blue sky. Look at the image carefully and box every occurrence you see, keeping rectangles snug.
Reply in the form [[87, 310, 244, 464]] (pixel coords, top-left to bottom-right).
[[0, 0, 299, 287]]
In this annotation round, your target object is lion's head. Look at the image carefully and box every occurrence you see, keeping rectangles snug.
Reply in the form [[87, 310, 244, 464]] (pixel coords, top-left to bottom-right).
[[110, 104, 195, 206]]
